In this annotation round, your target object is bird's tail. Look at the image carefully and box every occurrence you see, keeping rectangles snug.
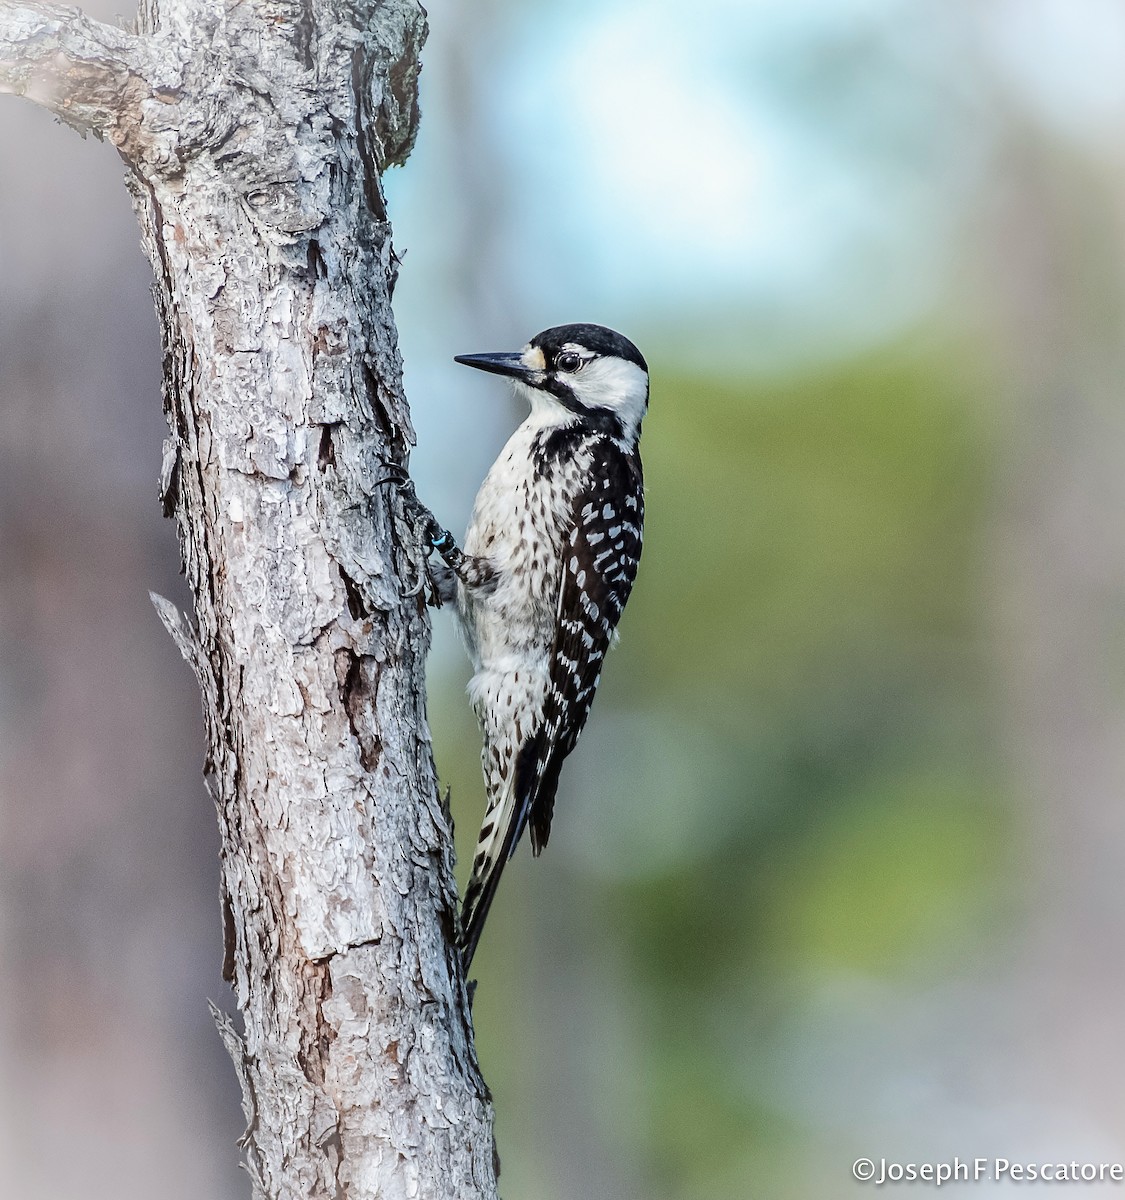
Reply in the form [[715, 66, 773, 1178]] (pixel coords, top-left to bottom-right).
[[460, 764, 535, 970]]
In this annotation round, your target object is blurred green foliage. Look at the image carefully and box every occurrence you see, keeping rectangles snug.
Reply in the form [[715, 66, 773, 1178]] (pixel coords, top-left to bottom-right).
[[430, 331, 1014, 1198]]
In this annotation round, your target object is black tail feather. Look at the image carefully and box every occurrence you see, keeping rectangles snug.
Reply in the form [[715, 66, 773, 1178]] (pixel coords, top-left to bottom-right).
[[458, 809, 522, 971], [460, 737, 564, 967]]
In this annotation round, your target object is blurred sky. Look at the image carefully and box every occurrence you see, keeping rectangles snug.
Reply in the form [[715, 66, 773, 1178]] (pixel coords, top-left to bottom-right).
[[388, 0, 1125, 361]]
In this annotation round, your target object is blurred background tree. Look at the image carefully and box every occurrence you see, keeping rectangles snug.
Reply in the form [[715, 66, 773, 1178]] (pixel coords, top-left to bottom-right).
[[2, 0, 1124, 1196]]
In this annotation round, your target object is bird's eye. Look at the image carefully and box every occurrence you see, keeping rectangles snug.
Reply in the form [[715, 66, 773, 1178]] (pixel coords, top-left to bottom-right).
[[556, 351, 583, 373]]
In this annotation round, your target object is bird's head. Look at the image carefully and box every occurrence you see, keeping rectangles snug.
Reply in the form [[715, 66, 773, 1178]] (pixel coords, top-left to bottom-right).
[[455, 323, 649, 442]]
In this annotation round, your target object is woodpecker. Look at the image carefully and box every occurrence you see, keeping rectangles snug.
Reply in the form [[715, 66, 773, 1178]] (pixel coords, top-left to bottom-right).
[[403, 323, 648, 969]]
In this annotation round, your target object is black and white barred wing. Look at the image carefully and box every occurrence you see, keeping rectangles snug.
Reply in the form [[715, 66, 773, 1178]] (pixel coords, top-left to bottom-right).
[[518, 447, 644, 854]]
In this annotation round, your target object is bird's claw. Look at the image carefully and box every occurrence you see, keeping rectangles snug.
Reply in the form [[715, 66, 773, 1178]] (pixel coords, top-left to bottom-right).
[[377, 463, 437, 540], [374, 462, 410, 488], [378, 465, 454, 605]]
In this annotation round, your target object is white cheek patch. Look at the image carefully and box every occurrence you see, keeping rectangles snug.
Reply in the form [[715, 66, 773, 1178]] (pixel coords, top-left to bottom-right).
[[572, 358, 649, 436]]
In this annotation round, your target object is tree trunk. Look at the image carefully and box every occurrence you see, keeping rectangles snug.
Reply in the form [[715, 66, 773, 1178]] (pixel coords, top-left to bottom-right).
[[0, 2, 499, 1197]]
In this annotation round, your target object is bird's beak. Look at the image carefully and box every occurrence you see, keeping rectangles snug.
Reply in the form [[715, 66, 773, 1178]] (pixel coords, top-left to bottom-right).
[[453, 351, 535, 381]]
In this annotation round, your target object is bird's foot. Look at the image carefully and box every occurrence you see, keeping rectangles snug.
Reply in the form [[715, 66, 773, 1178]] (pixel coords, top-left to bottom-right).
[[379, 466, 452, 603]]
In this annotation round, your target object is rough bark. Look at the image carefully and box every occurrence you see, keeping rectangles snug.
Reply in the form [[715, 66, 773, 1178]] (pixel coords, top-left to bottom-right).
[[0, 1, 500, 1197]]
